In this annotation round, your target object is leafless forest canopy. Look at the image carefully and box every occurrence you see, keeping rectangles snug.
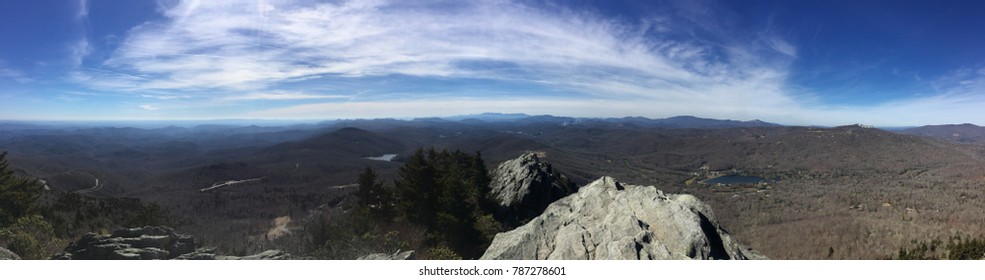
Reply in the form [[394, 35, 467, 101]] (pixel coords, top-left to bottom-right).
[[3, 117, 985, 259]]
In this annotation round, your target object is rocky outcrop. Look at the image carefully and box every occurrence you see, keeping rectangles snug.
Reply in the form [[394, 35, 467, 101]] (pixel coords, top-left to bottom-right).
[[490, 152, 577, 226], [357, 250, 416, 260], [53, 226, 300, 260], [481, 176, 766, 260], [0, 246, 20, 260], [172, 247, 298, 260], [221, 250, 298, 260], [52, 226, 196, 260]]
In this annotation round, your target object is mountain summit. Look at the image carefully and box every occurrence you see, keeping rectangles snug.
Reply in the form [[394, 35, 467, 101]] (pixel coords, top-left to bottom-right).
[[489, 152, 577, 227]]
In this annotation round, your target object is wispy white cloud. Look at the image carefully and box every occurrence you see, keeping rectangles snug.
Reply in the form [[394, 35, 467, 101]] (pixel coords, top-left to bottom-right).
[[70, 39, 92, 68], [141, 94, 190, 100], [0, 67, 33, 83], [931, 66, 985, 94], [765, 37, 797, 57], [66, 0, 985, 126], [139, 104, 160, 111], [220, 91, 350, 101], [777, 67, 985, 126], [76, 0, 89, 19], [0, 59, 31, 83], [69, 0, 92, 68], [91, 0, 784, 100]]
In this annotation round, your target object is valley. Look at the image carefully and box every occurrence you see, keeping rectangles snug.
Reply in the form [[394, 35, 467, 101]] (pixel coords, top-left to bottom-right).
[[3, 115, 985, 259]]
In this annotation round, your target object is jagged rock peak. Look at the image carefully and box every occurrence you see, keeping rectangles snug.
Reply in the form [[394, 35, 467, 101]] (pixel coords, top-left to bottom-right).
[[0, 246, 20, 260], [481, 176, 766, 260], [52, 226, 300, 260], [490, 152, 577, 225]]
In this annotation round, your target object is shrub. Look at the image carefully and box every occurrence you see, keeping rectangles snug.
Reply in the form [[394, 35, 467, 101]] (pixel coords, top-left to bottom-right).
[[0, 215, 64, 259], [426, 246, 462, 260]]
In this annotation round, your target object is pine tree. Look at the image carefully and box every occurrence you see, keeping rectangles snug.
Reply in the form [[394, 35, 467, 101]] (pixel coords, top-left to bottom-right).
[[354, 167, 392, 219], [0, 152, 44, 227], [389, 148, 498, 258], [393, 148, 437, 225]]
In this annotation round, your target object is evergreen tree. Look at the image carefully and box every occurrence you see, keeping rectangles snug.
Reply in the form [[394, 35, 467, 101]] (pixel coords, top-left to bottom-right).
[[354, 167, 392, 219], [470, 152, 494, 212], [0, 152, 43, 227], [393, 148, 437, 225], [389, 148, 499, 258]]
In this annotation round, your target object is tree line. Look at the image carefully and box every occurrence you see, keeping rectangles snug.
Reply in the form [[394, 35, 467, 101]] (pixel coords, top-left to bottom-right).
[[0, 151, 174, 259], [310, 147, 503, 259]]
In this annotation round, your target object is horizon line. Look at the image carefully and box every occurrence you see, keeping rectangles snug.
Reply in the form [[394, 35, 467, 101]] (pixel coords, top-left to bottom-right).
[[1, 113, 972, 128]]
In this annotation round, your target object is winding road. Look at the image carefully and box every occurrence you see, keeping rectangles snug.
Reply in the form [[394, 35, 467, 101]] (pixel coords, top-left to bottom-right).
[[76, 178, 103, 194], [199, 177, 265, 192]]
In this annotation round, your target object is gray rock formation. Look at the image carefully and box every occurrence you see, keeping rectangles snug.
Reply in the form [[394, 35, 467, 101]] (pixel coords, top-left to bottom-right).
[[220, 250, 299, 260], [357, 250, 416, 260], [490, 152, 577, 226], [0, 246, 20, 260], [53, 226, 300, 260], [173, 247, 219, 260], [174, 248, 300, 260], [53, 226, 196, 260], [481, 176, 766, 260]]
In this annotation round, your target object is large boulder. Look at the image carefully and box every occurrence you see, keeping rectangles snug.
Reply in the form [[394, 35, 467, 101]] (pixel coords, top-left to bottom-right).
[[0, 246, 20, 260], [490, 152, 577, 226], [481, 176, 766, 260]]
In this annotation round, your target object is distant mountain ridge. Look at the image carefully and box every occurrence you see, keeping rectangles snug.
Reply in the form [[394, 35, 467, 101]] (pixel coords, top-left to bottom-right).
[[442, 113, 533, 122], [442, 113, 781, 128], [899, 123, 985, 144], [265, 127, 405, 157]]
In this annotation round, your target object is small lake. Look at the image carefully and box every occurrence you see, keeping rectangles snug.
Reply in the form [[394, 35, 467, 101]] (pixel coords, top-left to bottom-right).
[[364, 154, 398, 161], [703, 175, 767, 184]]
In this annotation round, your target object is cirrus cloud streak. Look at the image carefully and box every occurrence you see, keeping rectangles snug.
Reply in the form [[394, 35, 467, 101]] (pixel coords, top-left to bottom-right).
[[61, 0, 985, 126]]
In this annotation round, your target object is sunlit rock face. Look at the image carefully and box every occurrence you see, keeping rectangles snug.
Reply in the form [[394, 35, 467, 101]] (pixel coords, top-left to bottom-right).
[[482, 176, 766, 260]]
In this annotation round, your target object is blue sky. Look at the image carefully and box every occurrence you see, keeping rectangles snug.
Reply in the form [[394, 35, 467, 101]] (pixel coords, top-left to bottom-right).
[[2, 0, 985, 126]]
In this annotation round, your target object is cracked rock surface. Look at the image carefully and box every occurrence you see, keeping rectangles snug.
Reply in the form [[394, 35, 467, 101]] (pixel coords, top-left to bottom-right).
[[481, 176, 766, 260], [489, 152, 577, 226], [52, 226, 300, 260]]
